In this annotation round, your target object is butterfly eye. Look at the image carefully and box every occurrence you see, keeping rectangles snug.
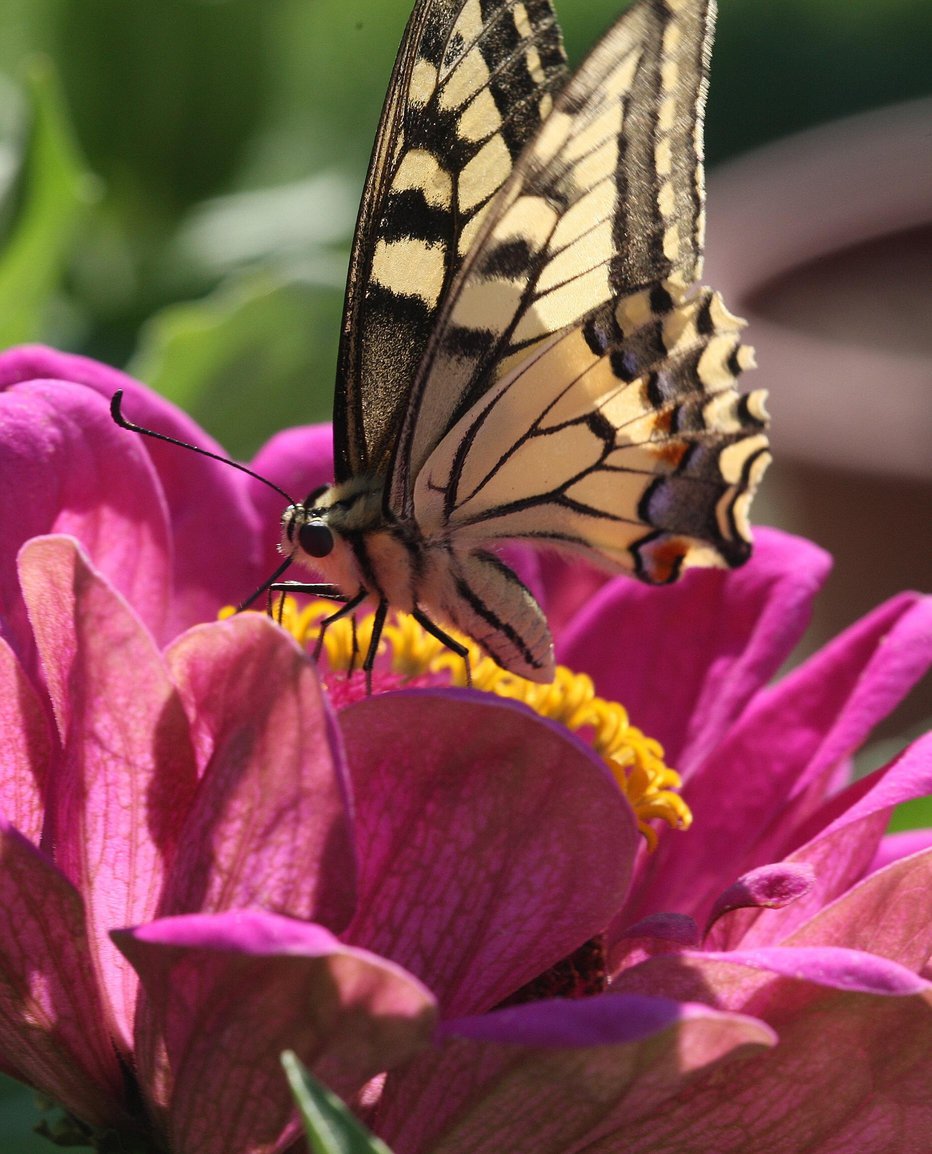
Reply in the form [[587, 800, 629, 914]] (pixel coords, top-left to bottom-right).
[[298, 520, 334, 559]]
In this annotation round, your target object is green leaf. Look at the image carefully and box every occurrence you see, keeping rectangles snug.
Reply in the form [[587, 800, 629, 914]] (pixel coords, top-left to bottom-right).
[[890, 792, 932, 833], [127, 270, 342, 458], [0, 57, 97, 347], [282, 1052, 394, 1154]]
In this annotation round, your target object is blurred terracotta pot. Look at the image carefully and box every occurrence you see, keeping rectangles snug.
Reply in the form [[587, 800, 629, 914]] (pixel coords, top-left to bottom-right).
[[705, 98, 931, 481]]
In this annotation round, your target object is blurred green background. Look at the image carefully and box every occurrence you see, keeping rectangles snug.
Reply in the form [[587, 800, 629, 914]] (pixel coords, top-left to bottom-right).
[[0, 1, 929, 1148]]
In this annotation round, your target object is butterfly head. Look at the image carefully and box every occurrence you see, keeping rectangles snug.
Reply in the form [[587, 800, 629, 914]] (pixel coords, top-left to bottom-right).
[[284, 511, 335, 561]]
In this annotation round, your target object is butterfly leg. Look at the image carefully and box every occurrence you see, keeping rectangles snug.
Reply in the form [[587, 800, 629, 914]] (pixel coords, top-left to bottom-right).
[[314, 587, 368, 665], [268, 581, 367, 666], [268, 580, 349, 602], [412, 608, 472, 688], [346, 613, 360, 677], [363, 599, 389, 696]]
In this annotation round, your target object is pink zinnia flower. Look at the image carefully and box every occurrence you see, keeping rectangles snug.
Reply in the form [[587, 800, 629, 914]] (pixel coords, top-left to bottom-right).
[[0, 346, 929, 1154]]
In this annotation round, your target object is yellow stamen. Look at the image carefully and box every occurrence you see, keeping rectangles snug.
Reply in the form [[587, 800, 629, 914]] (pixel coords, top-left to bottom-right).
[[225, 597, 691, 846]]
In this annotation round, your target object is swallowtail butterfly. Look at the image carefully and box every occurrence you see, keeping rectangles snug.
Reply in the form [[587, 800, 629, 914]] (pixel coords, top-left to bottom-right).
[[277, 0, 771, 683]]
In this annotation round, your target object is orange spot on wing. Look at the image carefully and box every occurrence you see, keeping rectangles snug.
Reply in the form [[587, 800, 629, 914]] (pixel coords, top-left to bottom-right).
[[644, 415, 687, 468], [655, 438, 687, 467], [641, 535, 689, 583]]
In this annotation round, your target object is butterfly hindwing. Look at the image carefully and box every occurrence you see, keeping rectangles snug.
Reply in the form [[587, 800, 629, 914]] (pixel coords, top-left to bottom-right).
[[414, 283, 770, 587], [333, 0, 568, 482]]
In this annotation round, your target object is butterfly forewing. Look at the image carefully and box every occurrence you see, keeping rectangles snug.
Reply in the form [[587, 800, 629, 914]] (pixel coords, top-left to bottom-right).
[[333, 0, 568, 482], [390, 0, 718, 509]]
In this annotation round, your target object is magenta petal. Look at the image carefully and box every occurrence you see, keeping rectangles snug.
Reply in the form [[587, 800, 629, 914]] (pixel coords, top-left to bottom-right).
[[703, 863, 815, 943], [0, 380, 172, 662], [609, 944, 932, 1149], [870, 828, 932, 873], [613, 913, 700, 970], [610, 951, 932, 1154], [536, 552, 613, 644], [248, 423, 334, 561], [626, 597, 932, 928], [561, 528, 831, 772], [775, 593, 932, 804], [712, 944, 930, 995], [620, 912, 700, 945], [0, 819, 125, 1125], [19, 536, 199, 1045], [0, 345, 269, 634], [340, 691, 637, 1016], [785, 849, 932, 974], [114, 911, 436, 1154], [161, 616, 356, 930], [377, 997, 773, 1154], [735, 733, 932, 948], [443, 992, 752, 1045], [616, 946, 929, 1008], [0, 636, 51, 844]]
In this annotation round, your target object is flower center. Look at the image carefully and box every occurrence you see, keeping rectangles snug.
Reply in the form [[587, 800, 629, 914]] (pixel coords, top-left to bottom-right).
[[248, 597, 691, 848], [499, 934, 609, 1004]]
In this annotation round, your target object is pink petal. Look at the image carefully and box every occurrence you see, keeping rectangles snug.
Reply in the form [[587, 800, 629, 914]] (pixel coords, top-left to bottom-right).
[[735, 733, 932, 948], [114, 911, 436, 1154], [704, 863, 816, 943], [0, 819, 126, 1126], [0, 345, 268, 635], [784, 848, 932, 974], [377, 997, 773, 1154], [0, 380, 172, 663], [625, 595, 932, 929], [610, 950, 932, 1153], [340, 691, 638, 1017], [560, 528, 831, 772], [0, 635, 51, 844], [248, 423, 334, 562], [161, 615, 356, 930], [19, 536, 199, 1046], [870, 828, 932, 874]]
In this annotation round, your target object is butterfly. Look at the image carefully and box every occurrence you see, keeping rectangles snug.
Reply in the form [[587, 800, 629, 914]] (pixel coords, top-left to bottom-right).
[[274, 0, 771, 684]]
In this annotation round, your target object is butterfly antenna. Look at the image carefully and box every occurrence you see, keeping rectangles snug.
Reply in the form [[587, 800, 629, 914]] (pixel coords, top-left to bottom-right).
[[110, 390, 297, 506]]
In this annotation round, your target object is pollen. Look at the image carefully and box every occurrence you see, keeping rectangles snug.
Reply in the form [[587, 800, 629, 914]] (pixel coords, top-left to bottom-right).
[[234, 596, 691, 847]]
